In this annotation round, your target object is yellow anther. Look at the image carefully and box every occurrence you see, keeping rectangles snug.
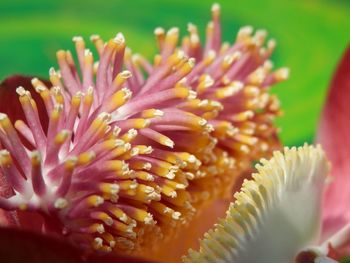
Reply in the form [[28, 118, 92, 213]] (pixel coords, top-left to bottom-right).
[[141, 109, 164, 118], [231, 111, 254, 122], [105, 88, 132, 112], [86, 195, 104, 207], [77, 151, 96, 166]]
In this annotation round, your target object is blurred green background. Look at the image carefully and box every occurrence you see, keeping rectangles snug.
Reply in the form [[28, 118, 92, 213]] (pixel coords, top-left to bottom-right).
[[0, 0, 349, 146]]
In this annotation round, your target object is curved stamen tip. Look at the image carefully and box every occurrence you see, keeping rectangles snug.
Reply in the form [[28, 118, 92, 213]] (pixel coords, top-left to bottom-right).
[[188, 90, 197, 100], [154, 27, 165, 35], [90, 34, 100, 42], [114, 32, 125, 45], [72, 36, 83, 42], [0, 112, 8, 120], [167, 27, 179, 36], [188, 57, 196, 67], [211, 3, 220, 13], [276, 67, 290, 80], [120, 70, 132, 79], [16, 86, 27, 96], [121, 87, 132, 100], [30, 151, 42, 164]]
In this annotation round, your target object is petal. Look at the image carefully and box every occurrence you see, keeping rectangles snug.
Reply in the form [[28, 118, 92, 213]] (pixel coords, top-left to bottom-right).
[[184, 145, 329, 263], [0, 227, 152, 263], [316, 45, 350, 239]]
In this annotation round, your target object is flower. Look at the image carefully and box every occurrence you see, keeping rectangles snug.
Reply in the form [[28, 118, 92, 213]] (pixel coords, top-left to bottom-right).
[[181, 45, 350, 263], [0, 3, 287, 262], [317, 44, 350, 257]]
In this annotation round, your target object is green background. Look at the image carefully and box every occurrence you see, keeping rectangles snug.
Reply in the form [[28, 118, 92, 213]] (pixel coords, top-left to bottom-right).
[[0, 0, 349, 146]]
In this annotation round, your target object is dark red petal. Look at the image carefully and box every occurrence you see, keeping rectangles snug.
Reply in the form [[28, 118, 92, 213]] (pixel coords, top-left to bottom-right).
[[0, 227, 153, 263], [317, 45, 350, 239], [0, 75, 49, 130]]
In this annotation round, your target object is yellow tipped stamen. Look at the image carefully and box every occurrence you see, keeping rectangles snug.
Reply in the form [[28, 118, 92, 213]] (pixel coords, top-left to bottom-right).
[[165, 27, 179, 48], [244, 86, 260, 97], [150, 201, 182, 220], [85, 223, 105, 234], [214, 82, 243, 99], [141, 109, 164, 118], [231, 110, 255, 122], [221, 52, 241, 70], [86, 195, 105, 208], [234, 134, 258, 146], [108, 206, 133, 224], [204, 50, 217, 65], [133, 145, 153, 155], [211, 2, 220, 15], [91, 211, 114, 226], [112, 70, 132, 87], [54, 130, 71, 145], [84, 86, 94, 107], [0, 149, 12, 166], [274, 67, 290, 82], [104, 88, 132, 112], [83, 49, 93, 65], [0, 113, 12, 130], [124, 206, 155, 225], [104, 160, 129, 174], [49, 67, 62, 87], [101, 232, 116, 248], [99, 183, 120, 197], [31, 151, 41, 167], [132, 171, 154, 181], [178, 58, 195, 76], [51, 86, 64, 105], [90, 34, 104, 55], [197, 74, 214, 94], [77, 151, 96, 166], [166, 50, 185, 67], [213, 121, 238, 138], [129, 118, 151, 129], [237, 25, 254, 44], [154, 27, 165, 49], [113, 32, 125, 48]]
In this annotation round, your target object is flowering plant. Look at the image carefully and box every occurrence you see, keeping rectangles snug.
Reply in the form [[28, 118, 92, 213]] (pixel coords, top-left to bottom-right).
[[0, 3, 348, 263]]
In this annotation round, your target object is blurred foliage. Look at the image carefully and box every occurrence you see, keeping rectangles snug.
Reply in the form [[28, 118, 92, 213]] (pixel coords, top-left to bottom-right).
[[0, 0, 349, 145]]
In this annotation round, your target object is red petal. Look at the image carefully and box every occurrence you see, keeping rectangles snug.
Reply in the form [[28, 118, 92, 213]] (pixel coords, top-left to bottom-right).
[[0, 227, 153, 263], [0, 75, 49, 130], [317, 45, 350, 239]]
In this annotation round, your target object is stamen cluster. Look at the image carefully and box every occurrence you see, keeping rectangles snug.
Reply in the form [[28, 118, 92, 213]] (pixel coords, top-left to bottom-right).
[[0, 3, 288, 256]]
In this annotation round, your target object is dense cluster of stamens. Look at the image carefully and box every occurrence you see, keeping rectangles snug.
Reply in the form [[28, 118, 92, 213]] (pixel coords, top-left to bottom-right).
[[0, 3, 288, 256]]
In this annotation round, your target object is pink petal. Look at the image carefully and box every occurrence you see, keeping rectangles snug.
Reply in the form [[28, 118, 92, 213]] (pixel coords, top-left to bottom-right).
[[317, 45, 350, 239], [0, 227, 152, 263]]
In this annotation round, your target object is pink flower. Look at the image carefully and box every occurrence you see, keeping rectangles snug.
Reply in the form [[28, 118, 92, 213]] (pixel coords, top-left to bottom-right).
[[0, 4, 287, 262]]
